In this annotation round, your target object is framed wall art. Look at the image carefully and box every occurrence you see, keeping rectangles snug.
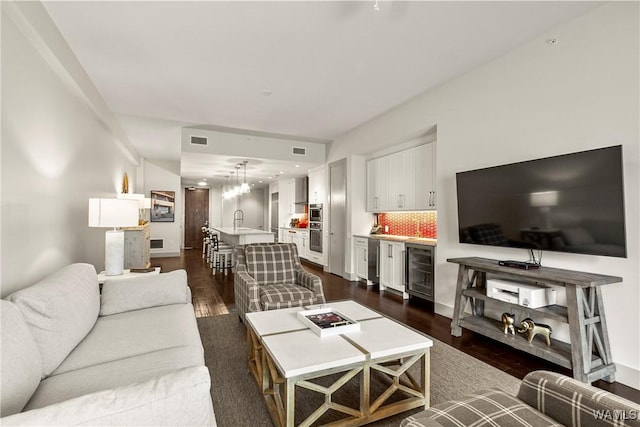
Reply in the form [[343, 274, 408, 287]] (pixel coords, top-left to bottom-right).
[[150, 190, 175, 222]]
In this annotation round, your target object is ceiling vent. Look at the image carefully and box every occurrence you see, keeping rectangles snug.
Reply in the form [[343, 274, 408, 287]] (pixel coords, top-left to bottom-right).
[[190, 136, 208, 146], [292, 146, 306, 156]]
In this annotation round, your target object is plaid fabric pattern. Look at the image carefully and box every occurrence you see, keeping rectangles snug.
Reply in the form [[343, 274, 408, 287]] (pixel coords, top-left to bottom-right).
[[260, 283, 316, 310], [245, 244, 298, 285], [234, 243, 325, 322], [517, 371, 640, 427], [401, 388, 562, 427]]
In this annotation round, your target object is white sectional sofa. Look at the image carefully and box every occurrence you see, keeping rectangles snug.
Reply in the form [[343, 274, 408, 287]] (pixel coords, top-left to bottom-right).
[[1, 263, 216, 426]]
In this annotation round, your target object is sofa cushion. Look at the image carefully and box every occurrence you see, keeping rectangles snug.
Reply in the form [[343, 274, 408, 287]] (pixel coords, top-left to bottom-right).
[[100, 269, 190, 316], [6, 263, 100, 377], [259, 283, 316, 311], [52, 303, 203, 375], [401, 389, 562, 427], [245, 244, 298, 285], [7, 367, 214, 427], [0, 301, 43, 416], [26, 345, 205, 410]]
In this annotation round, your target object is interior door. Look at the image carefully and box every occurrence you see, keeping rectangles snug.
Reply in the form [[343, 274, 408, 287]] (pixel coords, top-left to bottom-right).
[[184, 188, 209, 249], [329, 159, 346, 277]]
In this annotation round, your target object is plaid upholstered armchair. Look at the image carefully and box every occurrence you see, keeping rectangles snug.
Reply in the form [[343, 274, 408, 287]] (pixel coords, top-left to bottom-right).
[[234, 243, 326, 322]]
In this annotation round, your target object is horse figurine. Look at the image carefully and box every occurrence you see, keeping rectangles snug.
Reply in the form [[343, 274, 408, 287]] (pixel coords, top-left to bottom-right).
[[501, 313, 515, 335]]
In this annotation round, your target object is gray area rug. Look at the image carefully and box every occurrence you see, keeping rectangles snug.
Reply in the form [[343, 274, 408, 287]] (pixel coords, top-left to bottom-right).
[[197, 313, 521, 427]]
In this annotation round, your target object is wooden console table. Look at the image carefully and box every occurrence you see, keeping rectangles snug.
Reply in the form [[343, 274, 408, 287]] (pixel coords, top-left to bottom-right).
[[448, 257, 621, 384]]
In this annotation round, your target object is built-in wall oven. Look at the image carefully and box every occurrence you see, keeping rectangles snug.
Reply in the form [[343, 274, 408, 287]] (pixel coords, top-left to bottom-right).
[[309, 204, 323, 253]]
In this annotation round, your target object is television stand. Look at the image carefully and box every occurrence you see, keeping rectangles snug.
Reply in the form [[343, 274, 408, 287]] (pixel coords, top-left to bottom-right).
[[448, 257, 621, 384]]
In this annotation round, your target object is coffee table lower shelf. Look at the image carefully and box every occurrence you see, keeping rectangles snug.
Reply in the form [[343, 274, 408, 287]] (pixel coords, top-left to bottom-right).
[[248, 326, 429, 427]]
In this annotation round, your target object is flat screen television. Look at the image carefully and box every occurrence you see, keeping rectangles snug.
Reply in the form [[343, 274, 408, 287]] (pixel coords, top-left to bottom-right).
[[456, 145, 626, 258]]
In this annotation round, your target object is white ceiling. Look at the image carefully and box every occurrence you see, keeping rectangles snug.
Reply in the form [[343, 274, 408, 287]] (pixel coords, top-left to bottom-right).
[[42, 1, 600, 186]]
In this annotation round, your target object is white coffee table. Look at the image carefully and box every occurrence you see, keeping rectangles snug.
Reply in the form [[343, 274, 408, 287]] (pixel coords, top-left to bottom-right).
[[245, 300, 433, 427]]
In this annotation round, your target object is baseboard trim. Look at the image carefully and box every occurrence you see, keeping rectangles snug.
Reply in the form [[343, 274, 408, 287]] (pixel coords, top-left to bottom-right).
[[150, 252, 180, 258]]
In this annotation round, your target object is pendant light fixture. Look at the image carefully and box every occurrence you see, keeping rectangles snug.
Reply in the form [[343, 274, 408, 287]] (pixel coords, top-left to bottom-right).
[[240, 160, 250, 194]]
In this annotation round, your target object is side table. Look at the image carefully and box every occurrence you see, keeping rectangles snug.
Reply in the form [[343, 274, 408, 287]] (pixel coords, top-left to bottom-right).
[[97, 267, 161, 285]]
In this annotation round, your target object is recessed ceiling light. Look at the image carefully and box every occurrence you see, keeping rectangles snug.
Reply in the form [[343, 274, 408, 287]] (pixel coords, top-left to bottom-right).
[[198, 181, 206, 186], [259, 180, 263, 183], [295, 165, 300, 168], [279, 171, 285, 174], [268, 176, 272, 179]]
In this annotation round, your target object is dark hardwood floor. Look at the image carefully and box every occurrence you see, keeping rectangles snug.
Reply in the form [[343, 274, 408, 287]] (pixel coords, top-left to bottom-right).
[[153, 249, 639, 403]]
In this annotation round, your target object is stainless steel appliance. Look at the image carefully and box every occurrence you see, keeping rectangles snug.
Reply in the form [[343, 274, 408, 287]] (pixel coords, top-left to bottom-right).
[[309, 222, 322, 253], [367, 238, 380, 285], [405, 243, 435, 304], [309, 204, 323, 253], [309, 204, 322, 223]]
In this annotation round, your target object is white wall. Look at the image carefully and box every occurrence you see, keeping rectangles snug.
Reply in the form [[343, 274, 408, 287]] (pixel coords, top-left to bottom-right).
[[329, 3, 640, 388], [221, 189, 266, 229], [145, 160, 182, 256], [1, 4, 140, 296]]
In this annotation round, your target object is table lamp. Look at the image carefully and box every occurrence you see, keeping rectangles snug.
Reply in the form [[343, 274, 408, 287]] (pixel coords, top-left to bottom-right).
[[88, 198, 140, 276]]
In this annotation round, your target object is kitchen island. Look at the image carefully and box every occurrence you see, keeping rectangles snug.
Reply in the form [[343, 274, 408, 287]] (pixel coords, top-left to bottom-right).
[[213, 227, 275, 246]]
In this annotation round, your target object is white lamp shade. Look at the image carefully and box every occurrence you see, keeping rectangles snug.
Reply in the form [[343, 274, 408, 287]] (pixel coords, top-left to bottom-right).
[[530, 191, 558, 208], [88, 198, 139, 228]]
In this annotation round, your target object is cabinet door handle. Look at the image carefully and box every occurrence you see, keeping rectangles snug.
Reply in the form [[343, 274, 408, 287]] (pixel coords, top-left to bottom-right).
[[376, 245, 380, 277], [374, 196, 378, 209], [432, 191, 436, 206], [388, 244, 393, 258]]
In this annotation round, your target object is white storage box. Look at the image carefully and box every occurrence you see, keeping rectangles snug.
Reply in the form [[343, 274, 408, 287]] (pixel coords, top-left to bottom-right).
[[487, 278, 557, 308]]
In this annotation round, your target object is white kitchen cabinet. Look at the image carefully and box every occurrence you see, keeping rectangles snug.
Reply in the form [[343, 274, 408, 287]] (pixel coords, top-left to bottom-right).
[[308, 166, 326, 205], [367, 142, 435, 212], [281, 228, 309, 260], [415, 142, 437, 209], [354, 237, 368, 280], [387, 149, 416, 210], [296, 230, 309, 260], [366, 156, 389, 211], [379, 241, 408, 299]]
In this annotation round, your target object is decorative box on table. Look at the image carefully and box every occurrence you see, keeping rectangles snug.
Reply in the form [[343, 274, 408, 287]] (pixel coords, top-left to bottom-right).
[[297, 307, 360, 337]]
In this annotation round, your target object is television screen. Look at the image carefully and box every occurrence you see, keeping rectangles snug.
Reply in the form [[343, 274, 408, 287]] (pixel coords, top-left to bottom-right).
[[456, 145, 626, 258]]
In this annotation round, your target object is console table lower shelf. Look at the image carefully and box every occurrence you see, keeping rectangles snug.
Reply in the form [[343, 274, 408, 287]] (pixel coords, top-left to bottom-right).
[[448, 257, 621, 384]]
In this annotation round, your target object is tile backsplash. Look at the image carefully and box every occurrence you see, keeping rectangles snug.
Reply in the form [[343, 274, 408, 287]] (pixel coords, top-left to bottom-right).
[[378, 212, 437, 238]]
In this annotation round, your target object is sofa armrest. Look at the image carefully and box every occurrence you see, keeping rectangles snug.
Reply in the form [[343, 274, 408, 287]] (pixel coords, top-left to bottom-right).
[[295, 269, 326, 304], [517, 370, 640, 427], [1, 366, 215, 426], [100, 270, 191, 316], [234, 270, 261, 322]]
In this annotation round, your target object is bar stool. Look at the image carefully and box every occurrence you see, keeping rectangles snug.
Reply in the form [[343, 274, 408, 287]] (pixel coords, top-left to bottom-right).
[[202, 227, 210, 260], [211, 235, 234, 275]]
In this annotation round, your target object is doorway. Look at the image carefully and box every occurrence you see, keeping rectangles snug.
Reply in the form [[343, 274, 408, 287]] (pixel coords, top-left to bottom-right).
[[328, 159, 346, 277], [184, 187, 209, 249]]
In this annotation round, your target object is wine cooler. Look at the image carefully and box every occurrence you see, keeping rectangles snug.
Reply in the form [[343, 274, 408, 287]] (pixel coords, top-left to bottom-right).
[[405, 243, 435, 303]]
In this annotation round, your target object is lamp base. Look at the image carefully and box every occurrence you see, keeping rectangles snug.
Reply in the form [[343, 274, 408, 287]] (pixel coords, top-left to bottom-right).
[[105, 229, 125, 276]]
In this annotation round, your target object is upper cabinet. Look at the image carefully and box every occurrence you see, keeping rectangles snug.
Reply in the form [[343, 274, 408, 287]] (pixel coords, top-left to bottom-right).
[[415, 143, 437, 210], [308, 166, 326, 205], [367, 142, 436, 212]]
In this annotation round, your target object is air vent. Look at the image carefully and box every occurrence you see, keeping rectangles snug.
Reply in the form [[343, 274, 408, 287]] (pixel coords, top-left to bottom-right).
[[292, 146, 306, 156], [190, 136, 208, 146], [150, 239, 163, 249]]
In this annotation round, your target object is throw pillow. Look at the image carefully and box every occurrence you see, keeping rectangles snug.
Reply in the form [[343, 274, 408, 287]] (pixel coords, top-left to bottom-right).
[[7, 263, 100, 377], [100, 269, 190, 316]]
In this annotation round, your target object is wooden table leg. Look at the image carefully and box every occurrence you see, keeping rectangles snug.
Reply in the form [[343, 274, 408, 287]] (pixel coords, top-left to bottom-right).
[[451, 265, 470, 336]]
